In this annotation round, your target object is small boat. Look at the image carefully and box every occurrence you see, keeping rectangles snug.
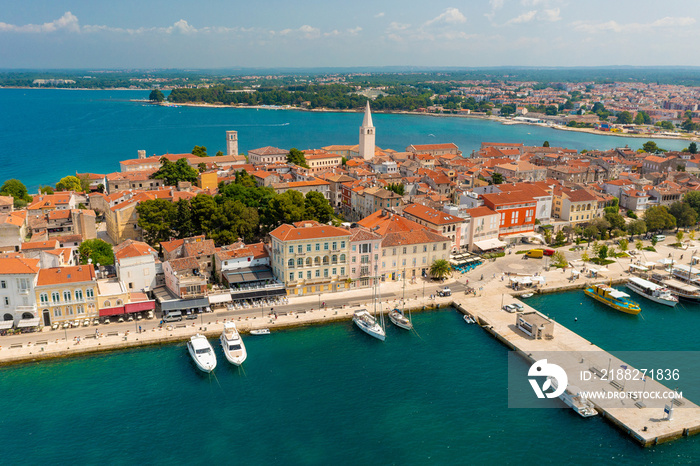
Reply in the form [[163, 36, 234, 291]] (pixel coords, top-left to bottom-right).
[[463, 315, 475, 324], [250, 328, 270, 335], [220, 322, 247, 366], [584, 284, 641, 315], [548, 377, 598, 418], [520, 292, 534, 298], [388, 309, 412, 330], [353, 310, 386, 341], [187, 334, 217, 373], [626, 276, 678, 307]]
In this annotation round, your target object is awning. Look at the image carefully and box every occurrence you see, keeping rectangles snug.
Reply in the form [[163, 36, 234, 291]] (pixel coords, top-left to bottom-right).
[[17, 317, 41, 328], [531, 276, 545, 283], [571, 270, 580, 276], [629, 264, 649, 271], [657, 258, 675, 265], [474, 238, 507, 251], [0, 320, 13, 330], [231, 288, 287, 301], [124, 300, 155, 313], [99, 306, 125, 317], [159, 297, 210, 312], [209, 293, 233, 304]]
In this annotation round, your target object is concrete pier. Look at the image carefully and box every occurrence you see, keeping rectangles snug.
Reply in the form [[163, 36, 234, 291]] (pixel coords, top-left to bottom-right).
[[452, 292, 700, 447]]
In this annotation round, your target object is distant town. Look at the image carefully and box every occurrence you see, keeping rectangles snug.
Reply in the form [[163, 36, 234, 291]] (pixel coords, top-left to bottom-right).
[[1, 99, 699, 333]]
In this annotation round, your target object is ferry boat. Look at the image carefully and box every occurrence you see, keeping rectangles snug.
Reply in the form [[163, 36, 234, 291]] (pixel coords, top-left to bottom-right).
[[626, 276, 678, 307], [220, 322, 247, 366], [549, 377, 598, 418], [584, 284, 641, 315], [187, 334, 217, 373], [650, 274, 700, 302], [388, 309, 412, 330], [353, 310, 386, 341]]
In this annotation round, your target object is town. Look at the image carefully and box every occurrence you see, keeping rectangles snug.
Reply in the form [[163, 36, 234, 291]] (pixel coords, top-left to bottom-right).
[[1, 101, 700, 334]]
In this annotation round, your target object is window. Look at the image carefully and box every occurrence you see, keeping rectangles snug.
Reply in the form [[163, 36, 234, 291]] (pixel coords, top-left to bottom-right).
[[306, 257, 312, 267], [86, 288, 94, 299], [443, 243, 448, 250], [0, 280, 5, 289], [289, 245, 294, 254], [402, 259, 406, 266], [75, 289, 83, 301], [423, 245, 428, 252], [352, 245, 357, 252], [332, 268, 337, 275], [392, 248, 396, 256], [413, 246, 417, 253], [40, 293, 49, 304], [298, 272, 303, 279], [66, 306, 73, 316], [324, 243, 329, 250], [307, 244, 311, 252], [352, 268, 356, 274], [289, 272, 294, 281], [315, 270, 320, 277], [297, 245, 303, 254], [340, 254, 346, 263], [341, 267, 345, 275], [3, 297, 8, 306], [341, 241, 345, 248], [403, 247, 407, 254], [52, 292, 60, 303], [332, 242, 337, 250], [316, 243, 320, 251], [77, 305, 85, 315], [63, 291, 71, 302], [297, 258, 303, 267], [324, 269, 329, 278], [54, 308, 62, 317]]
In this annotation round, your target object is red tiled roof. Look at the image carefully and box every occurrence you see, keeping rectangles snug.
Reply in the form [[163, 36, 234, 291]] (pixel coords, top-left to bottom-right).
[[36, 265, 96, 286]]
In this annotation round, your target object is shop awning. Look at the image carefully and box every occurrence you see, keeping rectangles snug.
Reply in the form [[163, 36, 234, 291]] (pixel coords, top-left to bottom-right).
[[0, 320, 14, 330], [124, 300, 155, 313], [629, 264, 649, 271], [99, 306, 125, 317], [231, 288, 287, 301], [208, 293, 233, 304], [474, 238, 507, 251], [159, 297, 210, 312], [16, 317, 41, 328]]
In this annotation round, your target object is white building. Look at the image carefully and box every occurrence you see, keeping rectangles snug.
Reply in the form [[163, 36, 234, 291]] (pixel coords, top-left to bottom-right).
[[114, 239, 162, 292], [0, 258, 40, 328]]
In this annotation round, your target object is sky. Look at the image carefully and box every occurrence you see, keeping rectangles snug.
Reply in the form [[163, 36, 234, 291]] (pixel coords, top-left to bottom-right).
[[1, 1, 699, 69]]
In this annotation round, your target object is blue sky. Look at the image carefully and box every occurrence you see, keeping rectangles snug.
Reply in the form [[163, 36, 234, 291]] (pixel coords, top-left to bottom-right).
[[1, 1, 699, 69]]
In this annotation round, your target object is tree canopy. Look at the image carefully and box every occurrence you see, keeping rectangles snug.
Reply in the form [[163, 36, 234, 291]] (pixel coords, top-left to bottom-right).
[[429, 259, 451, 280], [78, 239, 114, 266], [149, 89, 165, 102], [287, 148, 309, 168], [644, 206, 676, 232], [150, 157, 199, 186], [0, 179, 31, 201], [56, 175, 83, 192], [616, 111, 633, 124], [668, 201, 698, 229], [191, 145, 208, 157]]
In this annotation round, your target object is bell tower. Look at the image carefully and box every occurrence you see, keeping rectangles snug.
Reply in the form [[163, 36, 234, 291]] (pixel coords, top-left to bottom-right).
[[226, 130, 238, 156], [359, 101, 375, 160]]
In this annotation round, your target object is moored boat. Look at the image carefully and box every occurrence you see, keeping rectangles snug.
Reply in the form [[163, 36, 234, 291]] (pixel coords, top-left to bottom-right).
[[626, 276, 678, 307], [388, 309, 412, 330], [650, 274, 700, 301], [187, 334, 217, 373], [353, 310, 386, 341], [584, 284, 641, 315], [250, 328, 270, 335], [220, 322, 247, 366]]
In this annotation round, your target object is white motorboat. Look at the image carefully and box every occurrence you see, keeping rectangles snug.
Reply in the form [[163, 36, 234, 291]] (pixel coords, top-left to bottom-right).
[[463, 315, 475, 324], [626, 276, 678, 307], [250, 328, 270, 335], [549, 377, 598, 417], [388, 309, 412, 330], [353, 310, 386, 341], [220, 322, 247, 366], [520, 292, 534, 298], [187, 334, 217, 373]]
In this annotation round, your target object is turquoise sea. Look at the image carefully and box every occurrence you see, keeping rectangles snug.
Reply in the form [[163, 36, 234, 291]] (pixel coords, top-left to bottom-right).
[[1, 307, 698, 465], [0, 89, 690, 189]]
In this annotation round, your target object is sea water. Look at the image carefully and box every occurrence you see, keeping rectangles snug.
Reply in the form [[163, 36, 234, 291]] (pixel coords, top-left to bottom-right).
[[1, 308, 697, 465], [0, 89, 690, 189]]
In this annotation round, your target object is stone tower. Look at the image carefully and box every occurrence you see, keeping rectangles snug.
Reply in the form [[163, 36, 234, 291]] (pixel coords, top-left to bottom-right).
[[226, 130, 238, 156], [359, 101, 375, 160]]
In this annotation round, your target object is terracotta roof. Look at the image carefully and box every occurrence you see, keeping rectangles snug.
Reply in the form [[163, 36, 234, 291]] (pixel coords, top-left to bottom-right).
[[248, 146, 287, 156], [114, 239, 157, 260], [463, 206, 499, 218], [403, 204, 463, 225], [183, 239, 216, 257], [381, 229, 449, 247], [167, 256, 200, 272], [161, 238, 185, 253], [248, 242, 269, 259], [0, 196, 13, 206], [409, 143, 458, 151], [357, 211, 425, 235], [0, 257, 40, 275], [269, 223, 350, 242], [21, 240, 60, 251], [36, 265, 96, 286]]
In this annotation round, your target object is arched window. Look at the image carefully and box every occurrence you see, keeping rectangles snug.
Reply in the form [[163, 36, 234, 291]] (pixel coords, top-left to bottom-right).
[[306, 257, 312, 267], [314, 256, 321, 265], [288, 259, 294, 268], [3, 313, 12, 321], [63, 290, 71, 302], [104, 300, 111, 307], [86, 288, 94, 299], [340, 254, 346, 263], [323, 256, 329, 265], [587, 203, 591, 210], [21, 312, 33, 319], [332, 255, 338, 264], [40, 293, 49, 304], [115, 299, 123, 306], [75, 289, 83, 301], [51, 292, 60, 304]]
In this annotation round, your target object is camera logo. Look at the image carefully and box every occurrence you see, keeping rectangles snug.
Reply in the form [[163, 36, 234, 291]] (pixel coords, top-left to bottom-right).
[[528, 359, 568, 399]]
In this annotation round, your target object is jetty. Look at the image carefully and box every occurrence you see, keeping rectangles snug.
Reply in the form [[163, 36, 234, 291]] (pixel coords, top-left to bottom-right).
[[453, 292, 700, 447]]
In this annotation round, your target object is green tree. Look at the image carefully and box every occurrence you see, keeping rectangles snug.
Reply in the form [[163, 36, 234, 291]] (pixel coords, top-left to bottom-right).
[[287, 148, 309, 168], [429, 259, 451, 280], [642, 141, 665, 154], [491, 172, 504, 184], [616, 111, 633, 124], [583, 225, 599, 243], [689, 142, 698, 154], [0, 179, 32, 202], [172, 199, 195, 239], [56, 175, 83, 192], [676, 230, 684, 244], [215, 150, 224, 157], [268, 190, 307, 225], [198, 162, 207, 173], [618, 238, 628, 251], [604, 212, 626, 231], [341, 157, 347, 166], [543, 141, 550, 147], [386, 183, 405, 196], [597, 245, 608, 262], [555, 230, 566, 245], [151, 157, 199, 186], [304, 191, 334, 224], [668, 201, 698, 230], [39, 185, 54, 195], [628, 219, 647, 238], [635, 240, 643, 251], [136, 198, 176, 245], [78, 239, 114, 266], [190, 194, 219, 236], [191, 145, 208, 157], [655, 120, 675, 131], [683, 191, 700, 219], [149, 89, 165, 102], [552, 251, 568, 268], [644, 205, 676, 232]]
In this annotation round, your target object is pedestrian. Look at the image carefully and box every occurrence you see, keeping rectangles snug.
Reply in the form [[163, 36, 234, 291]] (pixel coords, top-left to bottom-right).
[[139, 325, 142, 333]]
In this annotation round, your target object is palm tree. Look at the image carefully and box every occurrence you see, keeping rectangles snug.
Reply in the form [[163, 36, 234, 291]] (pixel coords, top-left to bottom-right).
[[429, 259, 451, 280]]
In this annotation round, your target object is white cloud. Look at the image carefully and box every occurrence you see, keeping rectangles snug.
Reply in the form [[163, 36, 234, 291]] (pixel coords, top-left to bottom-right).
[[573, 16, 696, 34], [426, 7, 467, 26], [347, 27, 362, 36], [540, 8, 561, 22], [167, 19, 196, 35], [490, 0, 505, 9], [505, 10, 537, 25], [280, 25, 321, 39], [0, 11, 80, 33], [375, 12, 385, 18], [387, 22, 411, 31]]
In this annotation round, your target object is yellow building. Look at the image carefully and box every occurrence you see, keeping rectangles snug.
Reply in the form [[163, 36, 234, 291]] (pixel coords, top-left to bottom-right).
[[35, 265, 98, 325], [197, 171, 218, 191]]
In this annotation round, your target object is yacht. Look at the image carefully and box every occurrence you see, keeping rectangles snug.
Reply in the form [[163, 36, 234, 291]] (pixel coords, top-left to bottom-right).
[[650, 274, 700, 302], [187, 334, 217, 373], [220, 322, 247, 366], [626, 276, 678, 307], [584, 284, 641, 315], [549, 377, 598, 418], [353, 310, 386, 341], [388, 309, 412, 330]]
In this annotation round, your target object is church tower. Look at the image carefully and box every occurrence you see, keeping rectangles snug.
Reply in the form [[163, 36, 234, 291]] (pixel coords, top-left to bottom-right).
[[359, 101, 375, 160], [226, 130, 238, 156]]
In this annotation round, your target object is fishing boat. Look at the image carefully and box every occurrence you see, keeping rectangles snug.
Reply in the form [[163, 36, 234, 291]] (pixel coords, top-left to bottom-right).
[[353, 310, 386, 341], [220, 322, 247, 366], [548, 377, 598, 418], [584, 284, 641, 315], [626, 276, 678, 307], [186, 334, 217, 373], [388, 309, 412, 330], [650, 274, 700, 301], [250, 328, 270, 335]]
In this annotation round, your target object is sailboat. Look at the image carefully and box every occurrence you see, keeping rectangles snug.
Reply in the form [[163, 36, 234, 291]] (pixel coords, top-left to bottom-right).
[[389, 270, 413, 330], [353, 265, 386, 340]]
